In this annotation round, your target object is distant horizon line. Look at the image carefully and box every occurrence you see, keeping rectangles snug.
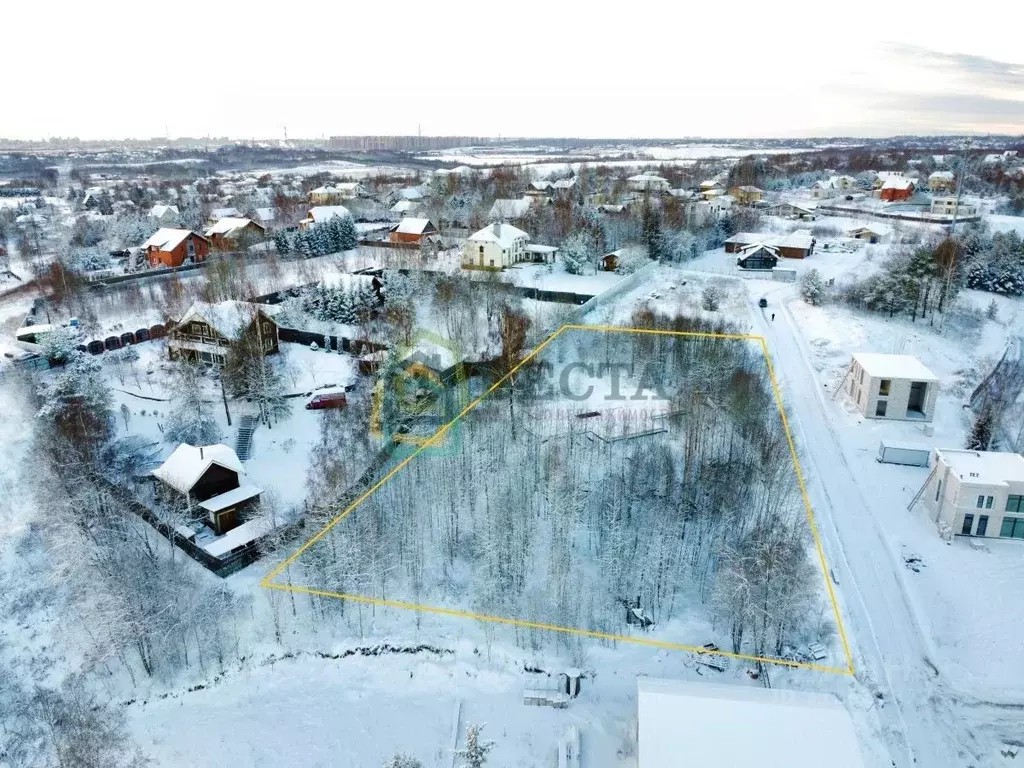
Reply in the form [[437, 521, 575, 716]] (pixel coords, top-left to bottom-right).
[[1, 131, 1023, 146]]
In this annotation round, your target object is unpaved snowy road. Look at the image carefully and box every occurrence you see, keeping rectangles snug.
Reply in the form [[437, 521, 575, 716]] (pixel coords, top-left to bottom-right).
[[748, 282, 977, 767]]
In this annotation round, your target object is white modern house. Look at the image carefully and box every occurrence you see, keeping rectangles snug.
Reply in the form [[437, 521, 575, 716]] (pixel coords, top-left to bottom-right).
[[845, 353, 939, 421], [919, 449, 1024, 539], [637, 678, 864, 768], [930, 196, 979, 219], [461, 222, 530, 270]]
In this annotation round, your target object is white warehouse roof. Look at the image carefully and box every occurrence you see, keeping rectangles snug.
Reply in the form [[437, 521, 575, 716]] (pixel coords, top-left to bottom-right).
[[852, 353, 938, 382], [934, 449, 1024, 486], [637, 678, 864, 768]]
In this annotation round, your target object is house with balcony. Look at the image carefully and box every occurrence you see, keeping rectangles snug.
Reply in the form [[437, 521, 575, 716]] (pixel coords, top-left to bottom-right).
[[918, 449, 1024, 539], [168, 300, 280, 366], [461, 221, 531, 270]]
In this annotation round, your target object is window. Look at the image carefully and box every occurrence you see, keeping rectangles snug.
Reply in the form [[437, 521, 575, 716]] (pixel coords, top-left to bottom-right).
[[879, 379, 891, 396], [962, 514, 974, 535], [479, 246, 484, 255], [977, 495, 986, 509], [986, 495, 994, 509], [1000, 517, 1024, 539], [935, 479, 941, 502], [859, 369, 864, 385], [977, 516, 989, 536], [875, 400, 888, 417], [1007, 495, 1024, 513]]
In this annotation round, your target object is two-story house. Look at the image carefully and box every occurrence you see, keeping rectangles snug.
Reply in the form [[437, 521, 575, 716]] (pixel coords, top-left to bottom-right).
[[168, 300, 280, 366], [142, 228, 210, 268], [461, 222, 530, 270], [920, 449, 1024, 539]]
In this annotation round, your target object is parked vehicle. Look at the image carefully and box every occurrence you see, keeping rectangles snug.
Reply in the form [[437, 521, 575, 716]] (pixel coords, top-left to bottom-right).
[[876, 441, 930, 467], [758, 297, 768, 308], [119, 331, 135, 347], [305, 391, 347, 410], [134, 328, 150, 343]]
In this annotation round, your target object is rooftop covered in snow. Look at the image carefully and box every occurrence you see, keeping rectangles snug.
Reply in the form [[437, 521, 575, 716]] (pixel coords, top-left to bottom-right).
[[142, 228, 206, 251], [152, 443, 245, 496], [637, 678, 864, 768], [177, 300, 279, 340], [852, 353, 938, 382], [934, 449, 1024, 486]]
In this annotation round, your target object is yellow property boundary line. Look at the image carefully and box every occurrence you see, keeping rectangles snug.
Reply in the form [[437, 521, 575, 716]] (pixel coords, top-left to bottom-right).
[[261, 324, 856, 676]]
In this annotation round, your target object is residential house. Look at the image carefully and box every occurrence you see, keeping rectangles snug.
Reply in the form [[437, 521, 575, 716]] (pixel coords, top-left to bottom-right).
[[208, 207, 241, 225], [725, 230, 814, 258], [550, 178, 580, 202], [152, 443, 262, 535], [728, 185, 764, 205], [396, 186, 426, 202], [253, 207, 277, 228], [767, 201, 816, 220], [847, 226, 883, 244], [390, 199, 422, 216], [636, 678, 864, 768], [309, 183, 365, 204], [928, 171, 956, 193], [488, 196, 532, 221], [149, 204, 180, 225], [628, 174, 671, 193], [142, 228, 210, 268], [919, 449, 1024, 539], [461, 221, 529, 270], [845, 353, 938, 421], [879, 176, 915, 202], [700, 187, 724, 200], [522, 243, 558, 264], [203, 217, 267, 250], [810, 179, 838, 199], [525, 180, 553, 198], [300, 205, 352, 229], [707, 194, 733, 216], [735, 243, 780, 270], [930, 197, 978, 219], [168, 300, 280, 366], [389, 217, 438, 244]]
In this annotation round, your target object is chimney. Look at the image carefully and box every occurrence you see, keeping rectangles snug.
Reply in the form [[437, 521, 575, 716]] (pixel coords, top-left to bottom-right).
[[493, 222, 501, 237]]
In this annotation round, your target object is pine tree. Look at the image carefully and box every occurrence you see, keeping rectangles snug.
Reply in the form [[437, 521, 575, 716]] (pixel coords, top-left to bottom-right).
[[966, 405, 994, 451], [382, 755, 422, 768], [456, 724, 494, 768], [273, 229, 291, 256], [165, 362, 220, 445], [338, 215, 358, 251]]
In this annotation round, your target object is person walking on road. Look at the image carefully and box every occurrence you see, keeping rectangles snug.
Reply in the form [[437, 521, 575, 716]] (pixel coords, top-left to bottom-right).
[[771, 313, 775, 321]]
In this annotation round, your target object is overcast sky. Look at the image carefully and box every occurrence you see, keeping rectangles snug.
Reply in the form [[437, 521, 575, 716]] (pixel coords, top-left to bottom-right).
[[6, 0, 1023, 140]]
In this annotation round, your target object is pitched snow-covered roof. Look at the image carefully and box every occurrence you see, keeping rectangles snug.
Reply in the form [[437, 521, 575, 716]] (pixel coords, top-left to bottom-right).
[[488, 197, 532, 220], [881, 177, 915, 191], [177, 300, 278, 340], [198, 484, 263, 512], [775, 229, 814, 251], [852, 352, 938, 381], [398, 186, 425, 201], [530, 180, 553, 191], [393, 217, 435, 235], [934, 449, 1024, 486], [629, 174, 669, 183], [204, 217, 264, 237], [737, 242, 780, 259], [312, 182, 362, 194], [468, 221, 530, 248], [142, 228, 206, 251], [254, 207, 276, 223], [150, 204, 179, 219], [210, 207, 241, 220], [637, 678, 864, 768], [390, 199, 419, 213], [153, 443, 245, 496], [308, 205, 352, 223], [928, 171, 955, 182], [551, 178, 576, 189]]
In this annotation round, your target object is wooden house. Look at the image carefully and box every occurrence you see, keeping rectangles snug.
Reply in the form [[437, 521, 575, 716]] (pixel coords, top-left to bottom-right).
[[389, 218, 438, 244], [879, 177, 915, 202], [735, 243, 779, 270], [203, 217, 267, 250], [142, 228, 210, 268], [152, 443, 261, 534], [168, 300, 279, 366], [728, 185, 763, 205]]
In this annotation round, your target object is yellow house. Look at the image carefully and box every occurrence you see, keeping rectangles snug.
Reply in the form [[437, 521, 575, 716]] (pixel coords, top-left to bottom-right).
[[728, 185, 763, 205]]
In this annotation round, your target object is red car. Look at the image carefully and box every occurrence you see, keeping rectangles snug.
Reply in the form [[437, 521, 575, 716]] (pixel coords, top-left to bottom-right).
[[305, 391, 347, 410]]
